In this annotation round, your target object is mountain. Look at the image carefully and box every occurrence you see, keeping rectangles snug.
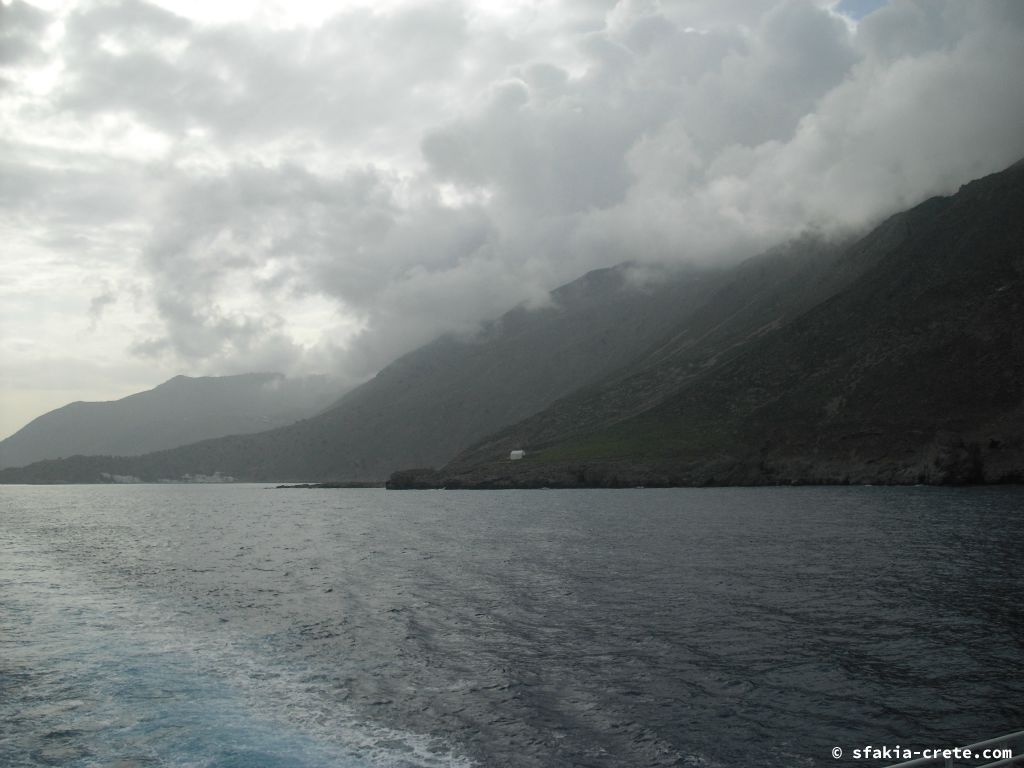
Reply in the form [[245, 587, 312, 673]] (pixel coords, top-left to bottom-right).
[[6, 160, 1023, 487], [0, 264, 730, 483], [407, 159, 1024, 488], [0, 373, 342, 470]]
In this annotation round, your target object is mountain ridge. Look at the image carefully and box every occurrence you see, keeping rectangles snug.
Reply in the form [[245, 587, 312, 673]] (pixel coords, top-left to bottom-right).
[[0, 263, 729, 482], [406, 160, 1024, 488], [0, 372, 342, 470], [4, 159, 1023, 486]]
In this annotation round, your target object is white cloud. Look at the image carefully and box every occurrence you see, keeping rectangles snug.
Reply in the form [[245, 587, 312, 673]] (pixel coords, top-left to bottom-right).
[[2, 0, 1024, 436]]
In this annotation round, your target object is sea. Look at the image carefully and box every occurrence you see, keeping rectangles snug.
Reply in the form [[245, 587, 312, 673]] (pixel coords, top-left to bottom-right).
[[1, 484, 1021, 767]]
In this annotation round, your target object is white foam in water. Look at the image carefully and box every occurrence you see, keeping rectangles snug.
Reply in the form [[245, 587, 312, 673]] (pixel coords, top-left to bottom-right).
[[0, 533, 474, 768]]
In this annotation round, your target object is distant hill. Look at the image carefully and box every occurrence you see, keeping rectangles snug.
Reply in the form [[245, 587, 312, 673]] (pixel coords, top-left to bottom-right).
[[411, 159, 1024, 488], [0, 373, 342, 470], [0, 264, 731, 483]]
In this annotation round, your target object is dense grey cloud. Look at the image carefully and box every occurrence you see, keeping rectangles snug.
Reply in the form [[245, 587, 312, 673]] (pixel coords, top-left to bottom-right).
[[0, 1, 50, 67], [57, 0, 475, 146], [3, 0, 1024, 435]]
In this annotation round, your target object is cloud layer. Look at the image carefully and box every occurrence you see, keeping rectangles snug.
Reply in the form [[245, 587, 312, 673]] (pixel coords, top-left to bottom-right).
[[3, 0, 1024, 434]]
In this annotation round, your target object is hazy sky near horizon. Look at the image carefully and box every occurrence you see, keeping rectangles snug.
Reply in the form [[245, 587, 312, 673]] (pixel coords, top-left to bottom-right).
[[2, 0, 1024, 438]]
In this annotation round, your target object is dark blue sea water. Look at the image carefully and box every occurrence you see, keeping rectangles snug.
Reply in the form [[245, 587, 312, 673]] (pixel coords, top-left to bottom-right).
[[1, 485, 1021, 767]]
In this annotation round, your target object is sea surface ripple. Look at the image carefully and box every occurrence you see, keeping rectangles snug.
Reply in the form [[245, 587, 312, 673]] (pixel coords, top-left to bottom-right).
[[1, 485, 1022, 767]]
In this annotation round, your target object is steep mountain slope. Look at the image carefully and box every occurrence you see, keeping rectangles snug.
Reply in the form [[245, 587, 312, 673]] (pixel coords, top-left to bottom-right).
[[0, 373, 341, 469], [423, 160, 1024, 488], [443, 233, 861, 469], [0, 265, 727, 483]]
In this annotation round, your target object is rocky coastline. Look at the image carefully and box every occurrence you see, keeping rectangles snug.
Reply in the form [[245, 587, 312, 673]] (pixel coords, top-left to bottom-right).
[[386, 435, 1024, 490]]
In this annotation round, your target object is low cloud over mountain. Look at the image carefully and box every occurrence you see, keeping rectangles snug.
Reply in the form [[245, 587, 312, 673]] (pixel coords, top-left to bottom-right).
[[3, 0, 1024, 435]]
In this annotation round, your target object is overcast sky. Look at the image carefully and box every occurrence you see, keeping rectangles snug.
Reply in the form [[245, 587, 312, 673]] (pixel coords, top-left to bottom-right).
[[2, 0, 1023, 438]]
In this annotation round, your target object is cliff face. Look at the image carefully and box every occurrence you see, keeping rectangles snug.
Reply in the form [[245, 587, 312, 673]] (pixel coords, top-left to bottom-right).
[[408, 160, 1024, 488]]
